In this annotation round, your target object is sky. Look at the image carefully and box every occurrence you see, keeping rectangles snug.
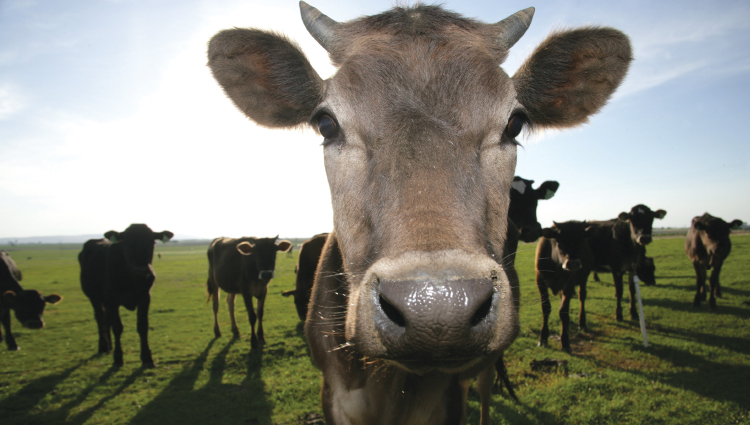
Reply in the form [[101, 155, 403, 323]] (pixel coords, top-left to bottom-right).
[[1, 0, 749, 240]]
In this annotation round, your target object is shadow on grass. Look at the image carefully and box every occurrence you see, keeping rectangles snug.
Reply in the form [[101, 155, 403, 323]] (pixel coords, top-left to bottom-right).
[[127, 337, 272, 425], [644, 297, 750, 319], [648, 323, 750, 356]]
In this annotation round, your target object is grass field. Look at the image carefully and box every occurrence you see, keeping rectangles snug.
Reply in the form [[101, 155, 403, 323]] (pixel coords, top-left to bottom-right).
[[1, 234, 748, 424]]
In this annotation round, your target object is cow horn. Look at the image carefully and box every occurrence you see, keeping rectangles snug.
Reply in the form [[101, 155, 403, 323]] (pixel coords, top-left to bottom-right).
[[300, 1, 339, 52], [492, 7, 535, 51]]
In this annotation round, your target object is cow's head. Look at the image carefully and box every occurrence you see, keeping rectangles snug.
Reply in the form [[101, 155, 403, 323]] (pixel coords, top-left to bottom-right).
[[2, 290, 62, 329], [105, 224, 173, 296], [236, 237, 292, 281], [542, 221, 594, 271], [692, 213, 743, 265], [509, 176, 559, 243], [208, 2, 631, 373], [617, 205, 666, 246]]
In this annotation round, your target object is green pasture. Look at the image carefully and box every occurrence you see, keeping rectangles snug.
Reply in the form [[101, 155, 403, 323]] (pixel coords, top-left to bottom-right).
[[0, 235, 748, 424]]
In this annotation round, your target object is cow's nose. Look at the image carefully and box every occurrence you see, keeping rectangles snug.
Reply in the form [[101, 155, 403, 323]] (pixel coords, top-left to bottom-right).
[[563, 259, 582, 271], [638, 235, 652, 245], [259, 270, 274, 280], [374, 277, 495, 363], [519, 224, 542, 243]]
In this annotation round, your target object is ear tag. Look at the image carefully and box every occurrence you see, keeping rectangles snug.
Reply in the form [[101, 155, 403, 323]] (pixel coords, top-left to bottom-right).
[[511, 180, 526, 195], [162, 235, 171, 243], [543, 189, 555, 200]]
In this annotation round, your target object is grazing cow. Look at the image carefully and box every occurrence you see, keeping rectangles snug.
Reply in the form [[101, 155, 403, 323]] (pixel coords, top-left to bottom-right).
[[208, 2, 631, 424], [282, 233, 328, 321], [509, 176, 559, 243], [79, 224, 173, 367], [535, 221, 594, 353], [587, 205, 666, 321], [1, 251, 62, 351], [207, 236, 292, 348], [685, 213, 743, 310]]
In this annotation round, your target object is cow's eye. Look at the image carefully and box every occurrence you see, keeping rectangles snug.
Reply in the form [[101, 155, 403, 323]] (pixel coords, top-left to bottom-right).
[[318, 115, 338, 139], [506, 114, 525, 139]]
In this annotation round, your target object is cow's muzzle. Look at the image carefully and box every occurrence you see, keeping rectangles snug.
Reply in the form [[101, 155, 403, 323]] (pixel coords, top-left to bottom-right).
[[562, 259, 582, 271], [259, 270, 274, 281], [637, 234, 653, 245], [22, 319, 44, 329]]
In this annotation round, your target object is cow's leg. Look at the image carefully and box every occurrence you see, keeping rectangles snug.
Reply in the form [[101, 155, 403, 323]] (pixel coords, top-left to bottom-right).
[[627, 271, 638, 320], [692, 262, 706, 308], [708, 262, 722, 311], [107, 306, 125, 366], [537, 274, 551, 347], [1, 308, 18, 350], [559, 285, 574, 353], [211, 284, 222, 338], [477, 365, 495, 425], [137, 296, 154, 367], [226, 292, 240, 338], [240, 288, 259, 349], [90, 299, 110, 354], [255, 288, 267, 346], [578, 280, 587, 331], [612, 271, 624, 321]]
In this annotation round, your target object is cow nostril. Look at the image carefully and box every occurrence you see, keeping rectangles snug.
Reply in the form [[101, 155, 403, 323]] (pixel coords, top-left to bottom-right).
[[470, 294, 493, 327], [379, 295, 406, 327]]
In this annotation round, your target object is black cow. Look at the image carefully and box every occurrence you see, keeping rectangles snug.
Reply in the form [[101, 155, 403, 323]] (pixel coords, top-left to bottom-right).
[[207, 236, 292, 348], [282, 233, 328, 321], [1, 250, 62, 351], [535, 221, 594, 353], [685, 213, 743, 310], [593, 248, 656, 286], [79, 224, 173, 367], [587, 205, 666, 321], [509, 176, 559, 243]]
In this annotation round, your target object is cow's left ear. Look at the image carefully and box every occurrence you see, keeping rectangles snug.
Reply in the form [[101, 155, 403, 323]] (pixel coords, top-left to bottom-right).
[[2, 290, 16, 306], [104, 231, 120, 242], [154, 231, 174, 243], [730, 220, 743, 230], [44, 294, 63, 305], [276, 240, 292, 252], [618, 212, 631, 221], [654, 210, 667, 219], [513, 27, 631, 129], [536, 181, 560, 200], [237, 242, 254, 256]]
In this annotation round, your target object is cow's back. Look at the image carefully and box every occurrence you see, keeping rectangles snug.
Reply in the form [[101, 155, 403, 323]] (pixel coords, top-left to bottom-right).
[[587, 219, 635, 272], [79, 239, 110, 301], [208, 237, 256, 293], [0, 251, 24, 307]]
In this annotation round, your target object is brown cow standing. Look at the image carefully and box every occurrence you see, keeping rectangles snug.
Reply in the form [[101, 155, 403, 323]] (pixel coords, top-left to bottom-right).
[[282, 233, 328, 322], [1, 250, 62, 351], [207, 236, 291, 348], [587, 205, 666, 321], [685, 213, 743, 310], [208, 2, 631, 424]]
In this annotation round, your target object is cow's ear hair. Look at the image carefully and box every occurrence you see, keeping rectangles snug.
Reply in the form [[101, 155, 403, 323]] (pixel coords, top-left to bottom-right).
[[44, 294, 63, 305], [2, 290, 16, 306], [536, 181, 559, 200], [208, 28, 323, 128], [618, 212, 631, 221], [104, 231, 120, 242], [155, 231, 174, 243], [542, 227, 558, 239], [730, 220, 743, 230], [236, 241, 254, 256], [512, 27, 631, 129], [654, 209, 667, 219], [276, 240, 292, 252]]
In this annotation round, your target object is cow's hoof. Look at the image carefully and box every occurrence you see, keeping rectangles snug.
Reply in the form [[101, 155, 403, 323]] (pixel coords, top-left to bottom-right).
[[214, 331, 222, 338], [562, 346, 571, 354], [537, 340, 548, 348], [142, 362, 156, 369], [7, 345, 19, 351]]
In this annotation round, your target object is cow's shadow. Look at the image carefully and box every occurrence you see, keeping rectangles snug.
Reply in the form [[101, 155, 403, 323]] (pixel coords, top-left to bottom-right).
[[125, 338, 271, 425], [643, 296, 750, 318]]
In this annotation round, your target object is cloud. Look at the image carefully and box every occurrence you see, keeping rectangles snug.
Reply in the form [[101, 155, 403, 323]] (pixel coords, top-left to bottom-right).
[[0, 84, 25, 120]]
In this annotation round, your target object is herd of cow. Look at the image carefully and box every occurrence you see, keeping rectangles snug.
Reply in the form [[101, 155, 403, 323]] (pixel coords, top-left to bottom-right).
[[0, 2, 745, 424]]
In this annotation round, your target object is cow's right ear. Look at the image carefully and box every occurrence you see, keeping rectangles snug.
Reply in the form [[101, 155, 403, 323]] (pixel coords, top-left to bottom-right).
[[542, 227, 558, 239], [730, 220, 744, 230], [155, 231, 174, 243], [44, 294, 63, 305], [276, 240, 292, 253], [236, 242, 254, 256], [2, 290, 16, 306], [208, 28, 323, 128], [618, 212, 631, 221], [536, 181, 560, 200], [104, 231, 120, 242]]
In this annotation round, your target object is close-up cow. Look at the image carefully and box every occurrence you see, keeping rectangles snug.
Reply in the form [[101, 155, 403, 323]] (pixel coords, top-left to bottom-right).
[[0, 250, 62, 351], [587, 204, 666, 321], [207, 236, 292, 348], [207, 2, 631, 424], [79, 224, 173, 367], [685, 213, 743, 310]]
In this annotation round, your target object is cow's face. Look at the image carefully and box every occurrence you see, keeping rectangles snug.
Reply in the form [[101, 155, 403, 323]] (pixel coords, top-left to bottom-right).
[[618, 205, 666, 246], [3, 290, 62, 329], [105, 224, 173, 291], [236, 237, 292, 281], [693, 214, 743, 262], [208, 3, 631, 372], [509, 177, 559, 243], [542, 221, 593, 271]]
